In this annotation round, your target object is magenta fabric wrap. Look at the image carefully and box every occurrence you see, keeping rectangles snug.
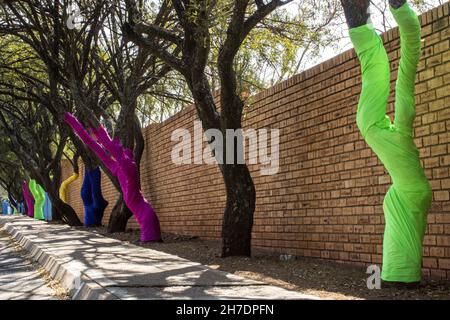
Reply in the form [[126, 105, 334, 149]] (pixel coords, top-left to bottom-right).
[[22, 181, 34, 218], [64, 113, 161, 241]]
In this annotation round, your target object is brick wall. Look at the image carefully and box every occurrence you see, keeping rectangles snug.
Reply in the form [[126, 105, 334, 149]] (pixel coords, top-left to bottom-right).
[[62, 3, 450, 279]]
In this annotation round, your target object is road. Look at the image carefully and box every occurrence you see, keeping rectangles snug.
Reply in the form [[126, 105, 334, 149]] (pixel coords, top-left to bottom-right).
[[0, 230, 58, 300]]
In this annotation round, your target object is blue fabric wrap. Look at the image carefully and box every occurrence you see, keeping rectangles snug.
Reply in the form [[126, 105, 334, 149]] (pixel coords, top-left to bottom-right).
[[89, 167, 108, 226], [2, 200, 8, 215], [81, 169, 95, 226], [43, 192, 52, 221], [82, 167, 108, 226]]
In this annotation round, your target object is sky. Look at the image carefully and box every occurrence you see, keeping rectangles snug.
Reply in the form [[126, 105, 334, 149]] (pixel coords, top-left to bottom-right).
[[283, 0, 444, 70]]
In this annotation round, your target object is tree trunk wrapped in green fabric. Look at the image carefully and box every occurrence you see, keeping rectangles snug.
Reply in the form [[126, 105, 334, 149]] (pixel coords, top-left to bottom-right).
[[349, 3, 432, 282], [29, 179, 45, 221]]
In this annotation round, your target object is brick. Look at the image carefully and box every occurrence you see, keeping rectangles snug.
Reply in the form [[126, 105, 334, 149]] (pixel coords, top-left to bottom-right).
[[423, 258, 438, 268], [430, 269, 447, 278], [436, 85, 450, 99], [438, 259, 450, 270], [426, 75, 443, 89], [433, 167, 449, 179], [434, 40, 449, 54], [437, 236, 450, 246], [434, 191, 450, 201], [419, 68, 435, 81], [426, 55, 442, 68], [435, 61, 450, 76], [430, 247, 446, 257], [440, 155, 450, 166], [430, 121, 446, 133], [431, 144, 447, 156]]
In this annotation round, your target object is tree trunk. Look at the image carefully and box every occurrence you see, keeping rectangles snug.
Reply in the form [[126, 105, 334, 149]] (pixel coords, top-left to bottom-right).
[[133, 115, 145, 178], [221, 163, 256, 257], [51, 204, 62, 221], [7, 192, 17, 211], [51, 196, 82, 226], [107, 194, 133, 233], [106, 101, 140, 232]]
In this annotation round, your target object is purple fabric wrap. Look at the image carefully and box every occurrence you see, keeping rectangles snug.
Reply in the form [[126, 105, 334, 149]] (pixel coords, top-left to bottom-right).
[[64, 113, 161, 241], [22, 181, 34, 218]]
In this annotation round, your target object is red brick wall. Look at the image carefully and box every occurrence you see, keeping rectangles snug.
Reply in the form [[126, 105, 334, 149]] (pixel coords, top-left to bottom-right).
[[63, 3, 450, 279]]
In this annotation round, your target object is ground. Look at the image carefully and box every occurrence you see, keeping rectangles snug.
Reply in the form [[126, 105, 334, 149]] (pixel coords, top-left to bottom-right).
[[0, 230, 69, 300], [76, 226, 450, 300]]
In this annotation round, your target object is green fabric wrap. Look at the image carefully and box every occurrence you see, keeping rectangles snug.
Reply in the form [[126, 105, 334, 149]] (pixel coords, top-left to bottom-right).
[[29, 179, 46, 221], [349, 3, 432, 282]]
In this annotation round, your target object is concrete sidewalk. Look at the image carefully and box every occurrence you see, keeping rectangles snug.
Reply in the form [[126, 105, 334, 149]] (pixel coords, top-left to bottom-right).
[[0, 216, 318, 300], [0, 230, 56, 299]]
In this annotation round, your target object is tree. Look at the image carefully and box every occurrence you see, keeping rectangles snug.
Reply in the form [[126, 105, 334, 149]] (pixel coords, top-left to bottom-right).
[[0, 34, 90, 224], [0, 0, 130, 228], [89, 0, 174, 231], [0, 139, 24, 208], [123, 0, 301, 257], [0, 100, 82, 225]]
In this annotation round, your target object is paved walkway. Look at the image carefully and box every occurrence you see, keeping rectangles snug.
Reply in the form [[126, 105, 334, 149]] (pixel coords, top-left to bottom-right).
[[0, 229, 55, 299], [0, 216, 318, 300]]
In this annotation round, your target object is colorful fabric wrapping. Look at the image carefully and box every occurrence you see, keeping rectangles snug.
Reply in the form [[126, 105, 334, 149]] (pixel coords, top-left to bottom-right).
[[59, 173, 79, 203], [65, 113, 161, 241], [7, 204, 13, 215], [29, 179, 45, 220], [81, 167, 108, 226], [1, 200, 8, 215], [22, 181, 34, 218], [349, 3, 432, 282], [43, 192, 52, 221]]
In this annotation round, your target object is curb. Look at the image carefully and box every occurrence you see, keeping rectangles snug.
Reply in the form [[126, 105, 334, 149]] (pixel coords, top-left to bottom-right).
[[2, 221, 117, 300], [1, 217, 320, 300]]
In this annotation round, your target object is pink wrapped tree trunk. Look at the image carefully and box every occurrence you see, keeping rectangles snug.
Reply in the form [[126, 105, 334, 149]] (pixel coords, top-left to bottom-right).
[[22, 181, 35, 218], [64, 113, 161, 241]]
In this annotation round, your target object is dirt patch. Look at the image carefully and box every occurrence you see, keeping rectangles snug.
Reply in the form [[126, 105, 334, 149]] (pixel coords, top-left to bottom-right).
[[76, 226, 450, 300], [36, 267, 71, 300]]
